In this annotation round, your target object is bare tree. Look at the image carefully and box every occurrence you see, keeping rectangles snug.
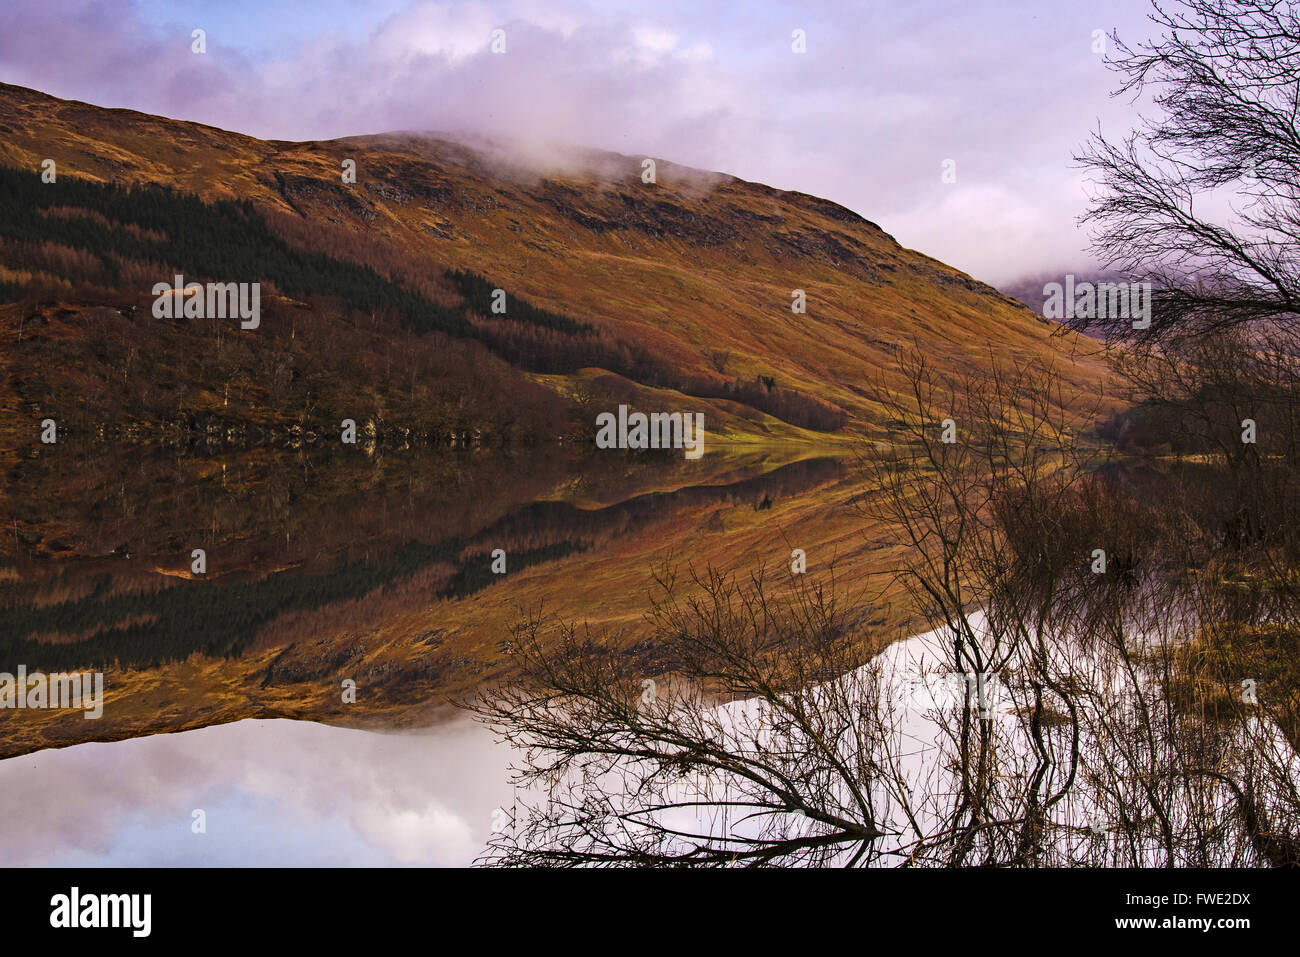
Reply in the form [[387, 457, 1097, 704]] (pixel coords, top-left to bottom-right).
[[1078, 0, 1300, 343], [466, 346, 1300, 866], [463, 2, 1300, 866], [468, 568, 901, 866]]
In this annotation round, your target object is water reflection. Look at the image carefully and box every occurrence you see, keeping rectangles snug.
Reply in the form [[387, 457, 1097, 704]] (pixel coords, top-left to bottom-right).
[[0, 717, 510, 867], [1, 445, 854, 757]]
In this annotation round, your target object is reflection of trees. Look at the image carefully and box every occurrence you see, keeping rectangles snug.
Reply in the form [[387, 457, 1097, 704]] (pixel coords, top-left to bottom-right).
[[466, 0, 1300, 870], [470, 346, 1300, 867]]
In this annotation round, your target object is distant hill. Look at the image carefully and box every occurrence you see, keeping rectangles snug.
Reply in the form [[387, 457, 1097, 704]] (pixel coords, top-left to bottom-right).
[[998, 269, 1136, 337]]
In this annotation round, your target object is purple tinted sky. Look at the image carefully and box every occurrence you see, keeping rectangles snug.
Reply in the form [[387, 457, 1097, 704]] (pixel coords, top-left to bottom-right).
[[0, 0, 1162, 284]]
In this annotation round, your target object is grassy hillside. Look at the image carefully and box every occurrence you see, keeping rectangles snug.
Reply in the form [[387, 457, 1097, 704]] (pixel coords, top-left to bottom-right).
[[0, 81, 1111, 447]]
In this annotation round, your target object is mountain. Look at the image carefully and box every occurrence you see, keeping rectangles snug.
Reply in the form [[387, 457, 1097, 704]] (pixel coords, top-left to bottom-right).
[[998, 269, 1138, 337], [0, 81, 1107, 450]]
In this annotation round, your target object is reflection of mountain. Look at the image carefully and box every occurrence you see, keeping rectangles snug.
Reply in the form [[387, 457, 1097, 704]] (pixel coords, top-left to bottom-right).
[[0, 447, 840, 673], [0, 447, 853, 757]]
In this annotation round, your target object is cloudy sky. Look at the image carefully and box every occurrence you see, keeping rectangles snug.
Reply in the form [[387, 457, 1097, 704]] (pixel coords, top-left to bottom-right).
[[0, 0, 1162, 284]]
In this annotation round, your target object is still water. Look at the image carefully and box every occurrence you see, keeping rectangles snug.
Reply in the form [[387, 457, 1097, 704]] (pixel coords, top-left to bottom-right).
[[1, 443, 874, 863], [0, 717, 510, 866]]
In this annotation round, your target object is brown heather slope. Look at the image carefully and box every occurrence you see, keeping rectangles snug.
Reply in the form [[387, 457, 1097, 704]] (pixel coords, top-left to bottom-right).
[[0, 81, 1110, 435]]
